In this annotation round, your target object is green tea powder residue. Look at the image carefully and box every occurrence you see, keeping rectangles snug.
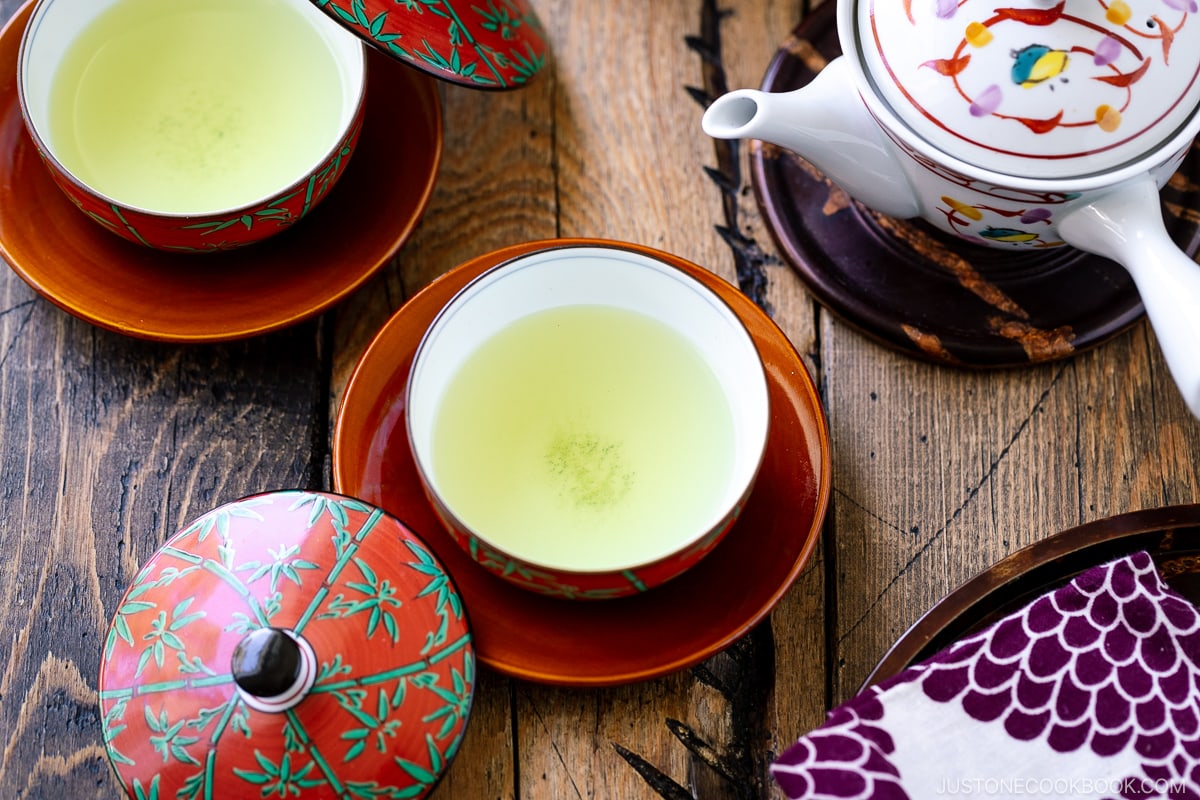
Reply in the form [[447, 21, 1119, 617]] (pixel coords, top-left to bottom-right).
[[545, 432, 634, 509]]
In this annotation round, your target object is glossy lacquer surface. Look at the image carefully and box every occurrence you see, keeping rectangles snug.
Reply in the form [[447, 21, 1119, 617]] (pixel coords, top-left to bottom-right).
[[5, 1, 1200, 799], [333, 238, 830, 685], [98, 491, 473, 800]]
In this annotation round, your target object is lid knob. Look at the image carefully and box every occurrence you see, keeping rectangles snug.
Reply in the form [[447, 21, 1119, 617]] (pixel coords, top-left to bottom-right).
[[231, 627, 316, 712]]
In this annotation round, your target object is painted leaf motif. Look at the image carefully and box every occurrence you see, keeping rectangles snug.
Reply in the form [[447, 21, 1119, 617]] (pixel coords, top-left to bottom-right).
[[935, 0, 957, 18], [923, 55, 970, 76], [969, 85, 1002, 117], [995, 0, 1065, 25], [1093, 36, 1121, 66], [1093, 58, 1150, 88], [1018, 111, 1064, 133]]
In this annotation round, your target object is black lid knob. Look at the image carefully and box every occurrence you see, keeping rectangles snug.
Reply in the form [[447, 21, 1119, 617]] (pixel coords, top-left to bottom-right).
[[231, 628, 302, 699]]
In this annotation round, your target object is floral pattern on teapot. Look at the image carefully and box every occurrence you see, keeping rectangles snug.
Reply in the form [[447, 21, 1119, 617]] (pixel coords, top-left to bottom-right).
[[879, 126, 1189, 246], [866, 0, 1200, 177]]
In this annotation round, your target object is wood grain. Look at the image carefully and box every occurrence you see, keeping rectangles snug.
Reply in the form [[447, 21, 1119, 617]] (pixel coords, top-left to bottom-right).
[[4, 0, 1199, 798]]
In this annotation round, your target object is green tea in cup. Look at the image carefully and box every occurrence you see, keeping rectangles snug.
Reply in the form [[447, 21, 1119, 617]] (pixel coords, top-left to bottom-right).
[[19, 0, 366, 249], [40, 0, 348, 214], [431, 303, 737, 572], [44, 0, 345, 214], [407, 244, 771, 599]]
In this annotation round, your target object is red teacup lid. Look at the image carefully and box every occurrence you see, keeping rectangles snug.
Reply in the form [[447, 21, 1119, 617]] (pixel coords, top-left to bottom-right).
[[98, 490, 474, 799], [312, 0, 547, 89]]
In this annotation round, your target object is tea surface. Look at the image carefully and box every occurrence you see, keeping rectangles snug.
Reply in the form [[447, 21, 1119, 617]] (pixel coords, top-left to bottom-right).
[[431, 305, 736, 572], [48, 0, 344, 213]]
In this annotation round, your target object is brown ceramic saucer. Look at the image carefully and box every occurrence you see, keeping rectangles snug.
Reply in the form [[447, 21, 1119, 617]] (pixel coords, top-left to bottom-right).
[[332, 238, 832, 687], [0, 2, 441, 343], [864, 505, 1200, 688], [750, 3, 1200, 367]]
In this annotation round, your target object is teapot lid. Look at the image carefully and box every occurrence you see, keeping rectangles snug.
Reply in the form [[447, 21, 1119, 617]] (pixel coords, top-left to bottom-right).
[[98, 490, 475, 799], [853, 0, 1200, 178]]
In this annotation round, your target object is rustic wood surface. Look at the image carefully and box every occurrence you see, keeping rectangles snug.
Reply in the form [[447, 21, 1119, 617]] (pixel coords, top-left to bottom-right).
[[3, 0, 1200, 798]]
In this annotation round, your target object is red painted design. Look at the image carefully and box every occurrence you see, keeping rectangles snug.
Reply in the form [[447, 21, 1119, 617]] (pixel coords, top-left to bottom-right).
[[1095, 57, 1150, 88], [924, 55, 971, 76], [993, 1, 1066, 26], [99, 490, 474, 799]]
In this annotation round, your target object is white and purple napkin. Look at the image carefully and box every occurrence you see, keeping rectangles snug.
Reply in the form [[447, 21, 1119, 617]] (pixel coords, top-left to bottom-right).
[[772, 551, 1200, 799]]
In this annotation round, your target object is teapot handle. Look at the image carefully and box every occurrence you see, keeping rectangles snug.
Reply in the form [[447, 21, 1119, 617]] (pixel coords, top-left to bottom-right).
[[1058, 177, 1200, 418]]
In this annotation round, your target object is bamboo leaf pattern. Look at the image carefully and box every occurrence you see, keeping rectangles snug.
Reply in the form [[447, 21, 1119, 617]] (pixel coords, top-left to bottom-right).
[[102, 697, 135, 767], [289, 493, 373, 560], [230, 704, 252, 739], [178, 771, 206, 800], [423, 614, 450, 656], [176, 652, 217, 676], [407, 540, 464, 620], [474, 0, 519, 39], [282, 719, 306, 754], [131, 775, 160, 800], [187, 702, 238, 736], [84, 209, 121, 230], [225, 611, 257, 635], [468, 538, 555, 582], [100, 492, 475, 798], [506, 41, 544, 83], [344, 782, 404, 799], [412, 662, 472, 742], [179, 498, 270, 544], [395, 734, 442, 787], [317, 557, 404, 643], [353, 0, 371, 27], [313, 0, 545, 87], [135, 602, 206, 678], [317, 654, 353, 685], [237, 543, 320, 594], [107, 598, 156, 658], [145, 706, 202, 766], [333, 686, 370, 716], [232, 751, 326, 795], [339, 686, 404, 762]]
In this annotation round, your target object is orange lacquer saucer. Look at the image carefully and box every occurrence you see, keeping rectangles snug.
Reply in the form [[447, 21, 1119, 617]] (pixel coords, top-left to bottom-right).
[[332, 238, 833, 687]]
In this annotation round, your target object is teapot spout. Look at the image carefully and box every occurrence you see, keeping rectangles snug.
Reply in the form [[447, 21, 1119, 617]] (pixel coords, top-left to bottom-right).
[[702, 57, 921, 220]]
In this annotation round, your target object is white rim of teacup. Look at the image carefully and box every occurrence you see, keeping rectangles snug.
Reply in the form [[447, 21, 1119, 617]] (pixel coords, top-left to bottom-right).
[[17, 0, 367, 218], [406, 243, 772, 575], [838, 0, 1200, 191]]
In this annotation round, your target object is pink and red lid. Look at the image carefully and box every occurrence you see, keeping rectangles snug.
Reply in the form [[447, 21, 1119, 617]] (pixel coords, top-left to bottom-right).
[[852, 0, 1200, 178], [98, 490, 474, 799]]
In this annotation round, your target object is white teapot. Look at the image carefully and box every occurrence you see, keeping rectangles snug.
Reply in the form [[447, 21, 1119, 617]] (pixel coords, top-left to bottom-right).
[[703, 0, 1200, 417]]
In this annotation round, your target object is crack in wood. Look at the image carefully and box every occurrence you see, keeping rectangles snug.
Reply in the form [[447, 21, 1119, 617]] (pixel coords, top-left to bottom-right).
[[0, 299, 38, 372], [836, 363, 1071, 650], [0, 297, 37, 320]]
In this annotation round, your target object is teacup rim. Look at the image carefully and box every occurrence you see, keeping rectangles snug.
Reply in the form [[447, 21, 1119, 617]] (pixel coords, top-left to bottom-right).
[[15, 0, 369, 219], [404, 241, 772, 576]]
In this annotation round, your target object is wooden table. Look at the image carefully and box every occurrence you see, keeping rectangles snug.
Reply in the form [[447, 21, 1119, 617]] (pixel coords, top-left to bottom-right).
[[4, 0, 1200, 797]]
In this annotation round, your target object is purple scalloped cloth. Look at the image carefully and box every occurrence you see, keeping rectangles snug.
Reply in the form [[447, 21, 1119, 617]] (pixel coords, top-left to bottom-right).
[[772, 552, 1200, 799]]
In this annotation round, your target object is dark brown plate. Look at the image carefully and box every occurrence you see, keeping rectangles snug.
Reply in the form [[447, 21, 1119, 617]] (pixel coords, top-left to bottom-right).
[[750, 3, 1200, 367], [864, 505, 1200, 687]]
